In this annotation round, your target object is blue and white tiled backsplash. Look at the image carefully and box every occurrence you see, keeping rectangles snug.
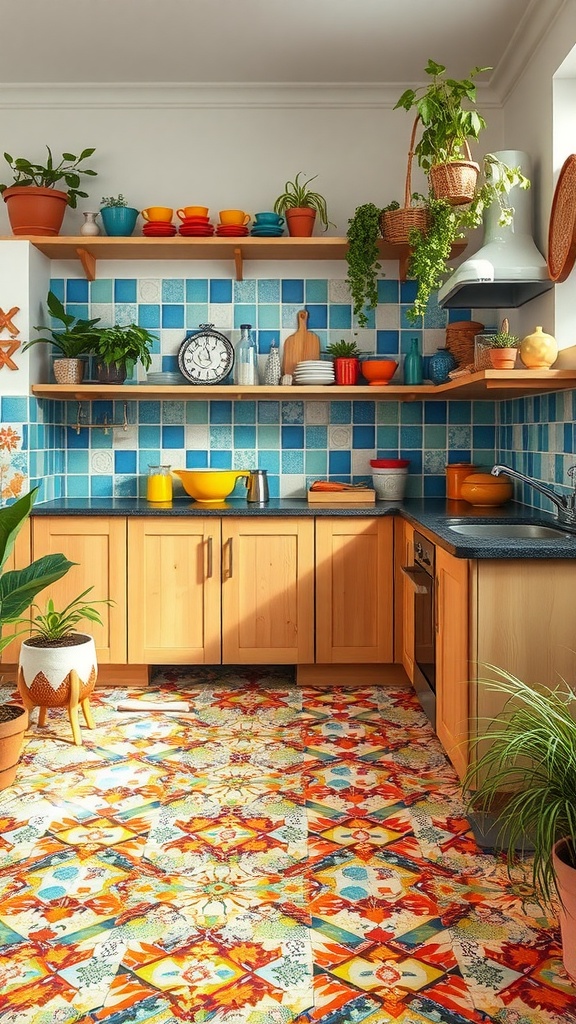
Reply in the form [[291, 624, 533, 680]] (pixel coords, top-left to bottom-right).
[[0, 272, 574, 507]]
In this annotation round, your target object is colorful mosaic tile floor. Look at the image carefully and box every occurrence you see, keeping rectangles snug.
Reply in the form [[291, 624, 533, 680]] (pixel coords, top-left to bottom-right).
[[0, 666, 575, 1024]]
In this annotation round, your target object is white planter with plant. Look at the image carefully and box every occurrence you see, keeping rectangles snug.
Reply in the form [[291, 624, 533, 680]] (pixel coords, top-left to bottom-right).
[[0, 146, 97, 236], [23, 289, 103, 383]]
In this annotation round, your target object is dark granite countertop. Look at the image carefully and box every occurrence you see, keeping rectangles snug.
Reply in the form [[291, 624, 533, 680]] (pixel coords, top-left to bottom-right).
[[30, 496, 576, 559]]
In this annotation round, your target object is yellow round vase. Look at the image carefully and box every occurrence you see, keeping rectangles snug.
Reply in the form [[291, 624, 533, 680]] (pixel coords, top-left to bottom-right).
[[519, 326, 558, 369]]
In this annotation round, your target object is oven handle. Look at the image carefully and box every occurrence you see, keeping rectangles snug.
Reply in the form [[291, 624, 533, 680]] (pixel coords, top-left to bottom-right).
[[401, 565, 431, 595]]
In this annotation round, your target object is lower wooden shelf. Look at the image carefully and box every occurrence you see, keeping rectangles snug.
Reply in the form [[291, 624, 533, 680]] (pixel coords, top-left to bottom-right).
[[31, 370, 576, 402]]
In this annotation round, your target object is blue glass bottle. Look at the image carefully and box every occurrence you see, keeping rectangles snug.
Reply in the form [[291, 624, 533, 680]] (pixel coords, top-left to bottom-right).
[[429, 347, 457, 385], [404, 337, 424, 385]]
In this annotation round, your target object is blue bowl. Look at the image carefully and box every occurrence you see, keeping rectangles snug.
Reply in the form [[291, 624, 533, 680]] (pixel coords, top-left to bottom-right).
[[100, 206, 139, 237]]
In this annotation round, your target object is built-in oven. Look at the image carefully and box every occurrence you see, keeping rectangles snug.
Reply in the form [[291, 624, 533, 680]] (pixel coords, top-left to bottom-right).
[[401, 530, 436, 727]]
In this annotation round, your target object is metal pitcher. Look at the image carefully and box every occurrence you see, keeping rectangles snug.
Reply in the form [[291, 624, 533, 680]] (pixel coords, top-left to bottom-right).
[[245, 469, 269, 503]]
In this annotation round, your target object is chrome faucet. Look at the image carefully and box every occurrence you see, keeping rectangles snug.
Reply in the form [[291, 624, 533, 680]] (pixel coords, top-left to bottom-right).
[[491, 463, 576, 529]]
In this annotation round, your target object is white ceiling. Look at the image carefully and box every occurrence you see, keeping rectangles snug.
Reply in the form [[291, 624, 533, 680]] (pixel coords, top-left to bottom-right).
[[0, 0, 544, 88]]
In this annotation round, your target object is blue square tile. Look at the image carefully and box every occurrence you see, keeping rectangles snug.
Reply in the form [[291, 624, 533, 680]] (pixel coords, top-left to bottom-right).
[[306, 280, 328, 303], [210, 279, 232, 303], [115, 280, 137, 303], [376, 330, 400, 356], [258, 401, 280, 423], [473, 424, 496, 449], [234, 280, 257, 303], [91, 475, 113, 497], [377, 426, 400, 449], [211, 449, 232, 468], [424, 475, 445, 496], [66, 475, 89, 497], [400, 402, 423, 424], [67, 279, 89, 303], [378, 279, 399, 303], [138, 304, 161, 329], [138, 425, 161, 448], [234, 305, 257, 329], [49, 279, 65, 301], [282, 450, 304, 473], [448, 401, 472, 424], [210, 425, 232, 449], [448, 308, 472, 322], [305, 426, 327, 449], [234, 424, 256, 448], [258, 449, 280, 474], [329, 305, 352, 329], [66, 450, 89, 474], [90, 279, 113, 303], [1, 396, 27, 421], [185, 449, 209, 468], [402, 449, 422, 473], [400, 424, 423, 448], [66, 303, 89, 321], [114, 450, 137, 474], [162, 305, 185, 329], [400, 280, 418, 303], [330, 401, 351, 424], [186, 279, 209, 302], [282, 280, 304, 304], [424, 401, 447, 424], [329, 450, 351, 475], [257, 331, 280, 354], [186, 304, 210, 328], [258, 279, 280, 303], [162, 279, 185, 303], [114, 302, 137, 325], [161, 356, 179, 373], [353, 401, 375, 424], [234, 401, 256, 424], [186, 402, 208, 424], [353, 425, 375, 449], [282, 401, 304, 424], [282, 425, 304, 448], [210, 401, 232, 424], [307, 305, 328, 329], [162, 425, 184, 448], [258, 306, 280, 330], [67, 427, 89, 449]]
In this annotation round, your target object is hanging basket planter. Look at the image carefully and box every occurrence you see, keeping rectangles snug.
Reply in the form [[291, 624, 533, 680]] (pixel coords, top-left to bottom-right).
[[429, 143, 480, 206], [381, 118, 429, 243]]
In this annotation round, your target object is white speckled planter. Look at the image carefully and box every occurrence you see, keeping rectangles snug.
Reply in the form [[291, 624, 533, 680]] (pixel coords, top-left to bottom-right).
[[17, 634, 97, 745]]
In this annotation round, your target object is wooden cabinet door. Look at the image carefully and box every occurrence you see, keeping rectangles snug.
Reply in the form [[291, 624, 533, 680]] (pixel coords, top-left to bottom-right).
[[221, 518, 314, 664], [315, 517, 394, 664], [32, 517, 127, 664], [0, 519, 31, 664], [435, 546, 469, 780], [128, 518, 221, 664], [395, 518, 415, 679]]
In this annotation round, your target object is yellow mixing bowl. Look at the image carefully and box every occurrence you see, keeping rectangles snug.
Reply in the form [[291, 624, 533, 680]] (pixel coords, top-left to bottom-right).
[[173, 469, 249, 503]]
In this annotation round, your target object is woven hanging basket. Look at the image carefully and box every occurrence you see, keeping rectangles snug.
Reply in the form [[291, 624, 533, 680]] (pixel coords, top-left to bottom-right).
[[429, 141, 480, 206], [445, 320, 485, 367], [381, 118, 429, 243]]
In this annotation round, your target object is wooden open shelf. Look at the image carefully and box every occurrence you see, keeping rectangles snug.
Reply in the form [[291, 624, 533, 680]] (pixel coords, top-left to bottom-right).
[[5, 234, 468, 282], [31, 370, 576, 403]]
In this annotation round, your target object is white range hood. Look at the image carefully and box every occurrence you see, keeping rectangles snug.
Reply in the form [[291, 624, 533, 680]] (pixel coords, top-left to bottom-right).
[[438, 150, 554, 309]]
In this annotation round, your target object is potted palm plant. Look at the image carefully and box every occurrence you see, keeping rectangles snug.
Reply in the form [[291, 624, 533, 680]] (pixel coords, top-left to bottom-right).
[[93, 323, 156, 383], [0, 146, 97, 236], [0, 488, 74, 787], [464, 668, 576, 983], [23, 289, 102, 384], [273, 172, 334, 237]]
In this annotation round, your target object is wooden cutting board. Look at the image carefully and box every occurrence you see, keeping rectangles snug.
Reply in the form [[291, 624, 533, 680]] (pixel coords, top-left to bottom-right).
[[282, 310, 321, 375]]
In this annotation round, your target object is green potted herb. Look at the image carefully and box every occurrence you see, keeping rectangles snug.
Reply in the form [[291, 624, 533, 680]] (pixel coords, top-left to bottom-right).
[[0, 146, 97, 236], [100, 194, 139, 237], [326, 338, 361, 385], [345, 203, 383, 328], [273, 172, 334, 237], [464, 668, 576, 983], [23, 289, 103, 384], [94, 323, 156, 383]]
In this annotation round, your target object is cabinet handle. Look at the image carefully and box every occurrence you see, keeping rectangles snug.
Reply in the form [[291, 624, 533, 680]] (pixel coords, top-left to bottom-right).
[[435, 573, 439, 633], [224, 537, 233, 579], [206, 536, 213, 578]]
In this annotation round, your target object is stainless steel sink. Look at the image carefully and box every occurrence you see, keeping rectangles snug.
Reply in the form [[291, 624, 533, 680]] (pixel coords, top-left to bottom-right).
[[447, 523, 573, 540]]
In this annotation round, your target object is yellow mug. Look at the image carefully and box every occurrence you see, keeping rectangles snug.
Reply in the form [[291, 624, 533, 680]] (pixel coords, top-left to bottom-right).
[[219, 209, 250, 226], [141, 206, 173, 222], [177, 205, 209, 220]]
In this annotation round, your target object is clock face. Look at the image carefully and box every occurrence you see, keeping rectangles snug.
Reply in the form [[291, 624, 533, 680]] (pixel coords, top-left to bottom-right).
[[177, 326, 235, 385]]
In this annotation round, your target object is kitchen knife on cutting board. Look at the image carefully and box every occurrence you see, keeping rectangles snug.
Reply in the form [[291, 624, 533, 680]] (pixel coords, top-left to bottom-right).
[[281, 309, 321, 375]]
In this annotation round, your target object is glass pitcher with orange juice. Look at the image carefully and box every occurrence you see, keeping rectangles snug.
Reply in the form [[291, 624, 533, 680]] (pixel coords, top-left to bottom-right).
[[147, 465, 173, 502]]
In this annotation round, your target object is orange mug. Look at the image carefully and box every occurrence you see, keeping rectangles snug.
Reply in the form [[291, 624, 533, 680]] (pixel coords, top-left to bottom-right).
[[141, 206, 173, 222], [177, 205, 209, 220], [219, 209, 250, 226]]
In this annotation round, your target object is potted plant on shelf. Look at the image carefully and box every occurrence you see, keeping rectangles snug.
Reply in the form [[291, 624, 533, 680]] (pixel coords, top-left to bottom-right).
[[345, 203, 383, 328], [23, 289, 103, 384], [93, 322, 155, 383], [100, 194, 139, 237], [464, 668, 576, 983], [273, 171, 334, 237], [486, 317, 519, 369], [16, 588, 110, 746], [325, 338, 361, 385], [0, 488, 74, 787], [0, 146, 97, 236]]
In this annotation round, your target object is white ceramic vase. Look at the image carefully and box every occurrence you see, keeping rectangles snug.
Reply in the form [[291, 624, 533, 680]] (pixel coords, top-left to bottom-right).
[[80, 211, 100, 237]]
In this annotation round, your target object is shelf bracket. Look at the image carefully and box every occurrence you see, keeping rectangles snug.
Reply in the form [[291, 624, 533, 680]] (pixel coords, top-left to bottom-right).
[[76, 247, 96, 282], [234, 247, 243, 282]]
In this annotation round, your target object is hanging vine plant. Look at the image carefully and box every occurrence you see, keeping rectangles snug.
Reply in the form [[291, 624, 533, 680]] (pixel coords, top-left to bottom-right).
[[345, 202, 383, 328]]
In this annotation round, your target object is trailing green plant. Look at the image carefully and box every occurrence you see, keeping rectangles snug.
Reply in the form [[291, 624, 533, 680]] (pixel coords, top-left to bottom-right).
[[488, 318, 519, 349], [0, 147, 97, 208], [394, 59, 491, 169], [345, 203, 383, 328], [94, 323, 155, 376], [23, 290, 102, 359], [17, 587, 111, 642], [273, 172, 334, 230], [0, 489, 74, 654], [464, 667, 576, 904], [325, 339, 361, 359], [101, 194, 127, 207]]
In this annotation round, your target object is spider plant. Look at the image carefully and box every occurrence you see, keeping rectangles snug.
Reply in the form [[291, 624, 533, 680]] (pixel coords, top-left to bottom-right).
[[273, 172, 334, 230]]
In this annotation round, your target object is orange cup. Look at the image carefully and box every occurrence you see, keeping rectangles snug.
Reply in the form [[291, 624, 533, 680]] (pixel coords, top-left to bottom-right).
[[177, 205, 209, 220], [219, 209, 250, 226], [141, 206, 173, 222]]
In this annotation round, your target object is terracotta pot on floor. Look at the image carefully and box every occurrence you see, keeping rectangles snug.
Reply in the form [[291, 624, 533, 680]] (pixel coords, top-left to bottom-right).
[[553, 838, 576, 983], [0, 705, 28, 789]]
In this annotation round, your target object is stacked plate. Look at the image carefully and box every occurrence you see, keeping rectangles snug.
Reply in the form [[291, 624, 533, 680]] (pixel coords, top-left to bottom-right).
[[143, 221, 177, 237], [293, 360, 335, 385], [178, 216, 215, 237], [146, 371, 188, 385]]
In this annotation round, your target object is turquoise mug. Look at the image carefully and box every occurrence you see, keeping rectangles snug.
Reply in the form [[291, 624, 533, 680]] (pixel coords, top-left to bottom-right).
[[254, 212, 284, 225]]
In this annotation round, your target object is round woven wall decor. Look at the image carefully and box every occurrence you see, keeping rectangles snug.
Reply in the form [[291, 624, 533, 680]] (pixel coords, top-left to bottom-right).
[[548, 153, 576, 282]]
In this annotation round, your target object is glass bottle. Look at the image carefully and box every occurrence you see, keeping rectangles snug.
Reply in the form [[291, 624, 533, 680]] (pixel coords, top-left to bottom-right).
[[404, 336, 423, 385], [234, 324, 259, 385], [147, 464, 172, 502]]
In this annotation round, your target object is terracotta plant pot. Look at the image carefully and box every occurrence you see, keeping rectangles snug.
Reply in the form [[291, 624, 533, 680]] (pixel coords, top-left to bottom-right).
[[0, 704, 28, 789], [553, 838, 576, 983], [2, 185, 68, 236], [334, 357, 359, 385], [285, 207, 316, 237], [489, 348, 517, 370], [18, 633, 97, 746], [53, 358, 85, 384]]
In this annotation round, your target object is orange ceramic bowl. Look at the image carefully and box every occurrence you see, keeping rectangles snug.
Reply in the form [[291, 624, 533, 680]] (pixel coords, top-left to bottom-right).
[[460, 472, 513, 507], [361, 359, 399, 385]]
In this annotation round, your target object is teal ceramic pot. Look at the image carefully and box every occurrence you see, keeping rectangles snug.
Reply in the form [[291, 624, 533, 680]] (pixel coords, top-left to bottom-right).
[[100, 206, 139, 237], [429, 347, 457, 385]]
